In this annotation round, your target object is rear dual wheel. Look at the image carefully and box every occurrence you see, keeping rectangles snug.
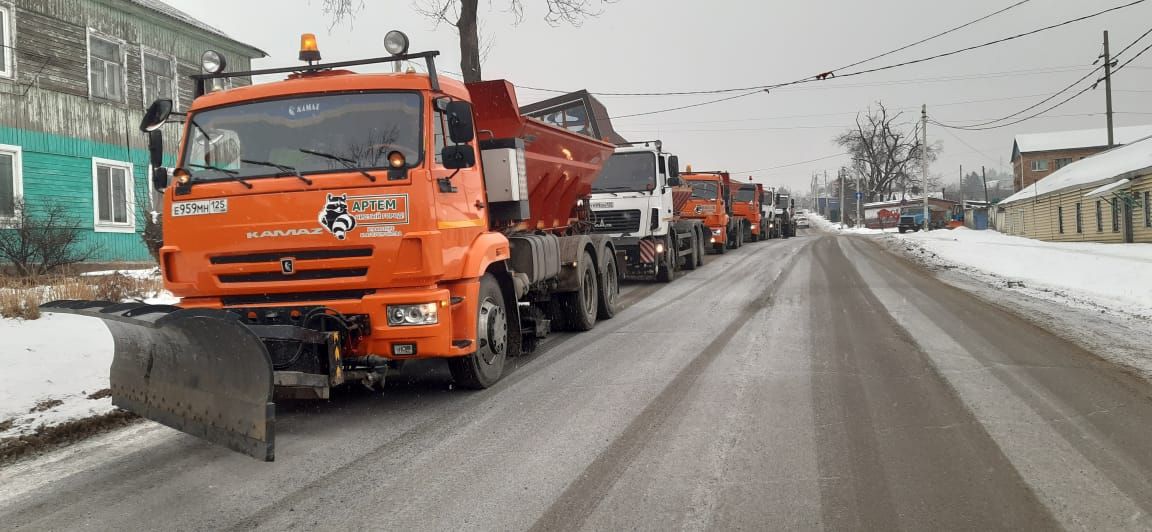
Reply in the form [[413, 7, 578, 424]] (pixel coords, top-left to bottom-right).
[[597, 251, 619, 320], [558, 249, 599, 331]]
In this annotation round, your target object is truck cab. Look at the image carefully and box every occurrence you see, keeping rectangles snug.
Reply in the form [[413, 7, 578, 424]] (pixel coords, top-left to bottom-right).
[[680, 171, 739, 253], [774, 193, 795, 238], [588, 142, 704, 281], [731, 181, 766, 242]]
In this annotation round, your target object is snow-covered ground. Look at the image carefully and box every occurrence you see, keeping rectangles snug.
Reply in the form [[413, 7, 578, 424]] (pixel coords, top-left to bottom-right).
[[898, 228, 1152, 319], [806, 212, 897, 235], [1, 270, 177, 442]]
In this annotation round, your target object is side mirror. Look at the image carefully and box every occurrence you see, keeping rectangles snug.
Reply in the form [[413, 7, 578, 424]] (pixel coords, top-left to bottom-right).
[[148, 129, 164, 170], [441, 145, 476, 169], [140, 99, 173, 132], [445, 101, 475, 144], [667, 176, 683, 187], [668, 156, 679, 178], [151, 166, 170, 191]]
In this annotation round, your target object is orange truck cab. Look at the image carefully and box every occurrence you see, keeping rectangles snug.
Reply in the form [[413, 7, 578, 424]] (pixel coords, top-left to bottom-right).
[[43, 33, 622, 461], [679, 171, 743, 253], [730, 180, 767, 242]]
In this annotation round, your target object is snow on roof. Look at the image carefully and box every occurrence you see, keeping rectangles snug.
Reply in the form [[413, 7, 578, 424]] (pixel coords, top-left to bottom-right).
[[1013, 124, 1152, 155], [127, 0, 267, 57], [1000, 135, 1152, 205]]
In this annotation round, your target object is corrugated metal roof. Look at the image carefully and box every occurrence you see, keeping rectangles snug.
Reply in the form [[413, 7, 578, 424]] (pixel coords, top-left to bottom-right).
[[125, 0, 267, 57], [1012, 124, 1152, 155], [1000, 135, 1152, 205]]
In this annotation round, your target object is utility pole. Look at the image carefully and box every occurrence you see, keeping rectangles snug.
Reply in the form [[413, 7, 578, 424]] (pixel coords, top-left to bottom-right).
[[1104, 30, 1115, 147], [823, 170, 828, 217], [981, 165, 989, 204], [960, 164, 965, 211], [839, 167, 846, 229], [857, 172, 863, 228], [922, 105, 930, 231]]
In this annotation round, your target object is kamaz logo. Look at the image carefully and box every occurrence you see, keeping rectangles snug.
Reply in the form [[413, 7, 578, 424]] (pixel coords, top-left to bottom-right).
[[246, 228, 324, 239]]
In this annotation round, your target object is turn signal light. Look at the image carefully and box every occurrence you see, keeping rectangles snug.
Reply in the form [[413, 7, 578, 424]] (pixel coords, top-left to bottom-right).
[[299, 33, 321, 62], [173, 168, 191, 185]]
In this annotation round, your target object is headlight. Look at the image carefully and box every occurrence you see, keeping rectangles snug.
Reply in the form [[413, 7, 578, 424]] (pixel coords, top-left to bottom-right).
[[711, 228, 722, 235], [384, 30, 410, 55], [655, 242, 665, 254], [386, 303, 439, 326]]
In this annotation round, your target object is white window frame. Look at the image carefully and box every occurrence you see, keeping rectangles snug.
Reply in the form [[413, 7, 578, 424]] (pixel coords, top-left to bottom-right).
[[86, 29, 127, 102], [0, 2, 14, 79], [0, 143, 22, 221], [91, 157, 135, 233], [139, 45, 177, 110], [1030, 159, 1048, 172]]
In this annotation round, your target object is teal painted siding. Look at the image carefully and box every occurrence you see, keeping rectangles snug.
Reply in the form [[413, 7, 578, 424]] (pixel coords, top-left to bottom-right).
[[1, 125, 153, 262]]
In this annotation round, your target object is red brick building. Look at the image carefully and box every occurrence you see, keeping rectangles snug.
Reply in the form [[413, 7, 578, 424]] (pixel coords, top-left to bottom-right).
[[1011, 125, 1152, 191]]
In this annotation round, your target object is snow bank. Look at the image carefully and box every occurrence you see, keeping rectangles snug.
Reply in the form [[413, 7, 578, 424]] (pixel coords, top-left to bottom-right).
[[80, 268, 161, 280], [0, 314, 116, 439], [899, 228, 1152, 318], [806, 212, 897, 235]]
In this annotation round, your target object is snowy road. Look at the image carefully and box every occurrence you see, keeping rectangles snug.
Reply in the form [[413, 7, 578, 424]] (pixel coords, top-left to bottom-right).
[[3, 230, 1152, 530]]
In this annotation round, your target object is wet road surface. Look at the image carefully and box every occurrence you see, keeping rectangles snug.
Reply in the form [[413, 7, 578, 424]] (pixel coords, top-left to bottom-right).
[[3, 230, 1152, 530]]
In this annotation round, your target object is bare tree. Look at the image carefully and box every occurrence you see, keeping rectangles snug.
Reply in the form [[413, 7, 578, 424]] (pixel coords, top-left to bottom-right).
[[0, 198, 100, 277], [836, 102, 939, 202], [322, 0, 611, 82]]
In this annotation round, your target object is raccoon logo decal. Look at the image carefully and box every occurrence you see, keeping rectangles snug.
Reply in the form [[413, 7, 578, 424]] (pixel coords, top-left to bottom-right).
[[319, 193, 357, 239]]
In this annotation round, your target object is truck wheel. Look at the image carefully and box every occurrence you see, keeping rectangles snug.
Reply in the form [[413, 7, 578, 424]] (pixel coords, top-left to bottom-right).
[[657, 236, 676, 283], [559, 249, 599, 331], [714, 240, 727, 254], [448, 274, 508, 389], [696, 232, 705, 266], [899, 227, 907, 234], [597, 251, 619, 320], [683, 232, 698, 270]]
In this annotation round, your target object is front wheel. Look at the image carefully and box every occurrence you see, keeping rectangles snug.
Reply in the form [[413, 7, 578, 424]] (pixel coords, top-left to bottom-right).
[[657, 236, 677, 283], [448, 274, 509, 389]]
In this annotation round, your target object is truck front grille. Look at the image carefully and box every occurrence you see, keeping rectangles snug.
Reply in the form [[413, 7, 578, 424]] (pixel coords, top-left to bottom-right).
[[218, 268, 368, 283], [210, 248, 373, 265], [591, 209, 642, 233]]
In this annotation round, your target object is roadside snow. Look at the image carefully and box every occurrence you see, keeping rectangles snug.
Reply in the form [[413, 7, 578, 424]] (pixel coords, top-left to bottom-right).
[[0, 314, 115, 439], [807, 212, 897, 235], [897, 228, 1152, 319], [80, 268, 161, 280]]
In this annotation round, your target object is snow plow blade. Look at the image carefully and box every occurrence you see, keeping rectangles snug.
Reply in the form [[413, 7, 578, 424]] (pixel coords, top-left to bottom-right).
[[40, 300, 276, 461]]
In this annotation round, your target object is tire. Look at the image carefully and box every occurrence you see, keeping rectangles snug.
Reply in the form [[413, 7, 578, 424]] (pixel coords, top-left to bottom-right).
[[683, 232, 698, 270], [558, 249, 598, 331], [597, 250, 619, 320], [657, 235, 676, 283], [899, 227, 907, 234], [448, 274, 509, 389], [696, 230, 705, 266]]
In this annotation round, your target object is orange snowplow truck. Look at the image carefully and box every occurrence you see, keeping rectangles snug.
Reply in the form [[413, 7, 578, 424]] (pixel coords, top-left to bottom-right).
[[730, 180, 767, 242], [42, 33, 622, 461], [679, 170, 743, 253]]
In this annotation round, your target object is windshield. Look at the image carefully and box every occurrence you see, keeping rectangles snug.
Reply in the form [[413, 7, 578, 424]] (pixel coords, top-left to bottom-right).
[[593, 152, 657, 192], [182, 92, 422, 181], [689, 181, 719, 200], [734, 185, 757, 202]]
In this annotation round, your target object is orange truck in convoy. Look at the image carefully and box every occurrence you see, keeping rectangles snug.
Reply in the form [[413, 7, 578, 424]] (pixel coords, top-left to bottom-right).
[[730, 179, 768, 242], [679, 170, 744, 253], [44, 32, 623, 461]]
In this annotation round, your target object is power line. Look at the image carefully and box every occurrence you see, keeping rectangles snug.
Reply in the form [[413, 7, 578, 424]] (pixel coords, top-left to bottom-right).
[[731, 153, 849, 174], [607, 89, 768, 119]]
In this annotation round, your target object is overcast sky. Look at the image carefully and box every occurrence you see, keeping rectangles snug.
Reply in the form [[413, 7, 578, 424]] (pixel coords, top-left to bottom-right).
[[163, 0, 1152, 193]]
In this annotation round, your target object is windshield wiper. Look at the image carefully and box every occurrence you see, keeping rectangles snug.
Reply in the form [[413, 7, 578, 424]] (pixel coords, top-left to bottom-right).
[[298, 149, 376, 182], [241, 159, 312, 185], [187, 163, 253, 189]]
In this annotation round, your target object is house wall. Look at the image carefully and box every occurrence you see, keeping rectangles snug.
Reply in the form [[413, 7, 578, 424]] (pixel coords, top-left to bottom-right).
[[0, 0, 258, 263], [1013, 147, 1103, 191], [999, 173, 1150, 244]]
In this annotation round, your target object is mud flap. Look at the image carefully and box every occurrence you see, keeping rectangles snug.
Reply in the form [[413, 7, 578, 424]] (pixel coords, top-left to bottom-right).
[[40, 301, 276, 461]]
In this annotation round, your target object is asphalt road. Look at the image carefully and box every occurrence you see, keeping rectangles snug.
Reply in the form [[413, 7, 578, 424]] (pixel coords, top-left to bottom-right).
[[3, 230, 1152, 530]]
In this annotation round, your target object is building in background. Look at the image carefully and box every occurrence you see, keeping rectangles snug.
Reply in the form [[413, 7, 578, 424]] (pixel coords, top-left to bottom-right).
[[1010, 125, 1152, 192], [0, 0, 264, 263], [998, 135, 1152, 244]]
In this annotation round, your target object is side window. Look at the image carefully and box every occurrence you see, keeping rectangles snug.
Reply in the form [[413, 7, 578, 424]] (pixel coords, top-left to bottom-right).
[[0, 4, 13, 79], [433, 108, 448, 165], [1075, 202, 1082, 233], [1096, 200, 1103, 232], [92, 158, 134, 232], [1111, 199, 1119, 232], [1057, 206, 1063, 234], [143, 51, 175, 108], [89, 34, 124, 101], [0, 144, 22, 219], [1145, 192, 1150, 228]]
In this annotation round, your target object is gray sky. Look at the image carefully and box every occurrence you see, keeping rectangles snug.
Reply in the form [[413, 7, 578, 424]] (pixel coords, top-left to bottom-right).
[[164, 0, 1152, 193]]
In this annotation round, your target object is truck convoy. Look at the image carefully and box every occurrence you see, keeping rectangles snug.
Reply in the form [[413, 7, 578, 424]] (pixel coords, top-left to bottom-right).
[[680, 170, 744, 253], [40, 32, 793, 461], [42, 33, 626, 461], [587, 141, 706, 282]]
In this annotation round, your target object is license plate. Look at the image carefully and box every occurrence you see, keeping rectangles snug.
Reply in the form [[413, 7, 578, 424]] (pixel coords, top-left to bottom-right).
[[171, 199, 228, 217], [591, 201, 613, 209]]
